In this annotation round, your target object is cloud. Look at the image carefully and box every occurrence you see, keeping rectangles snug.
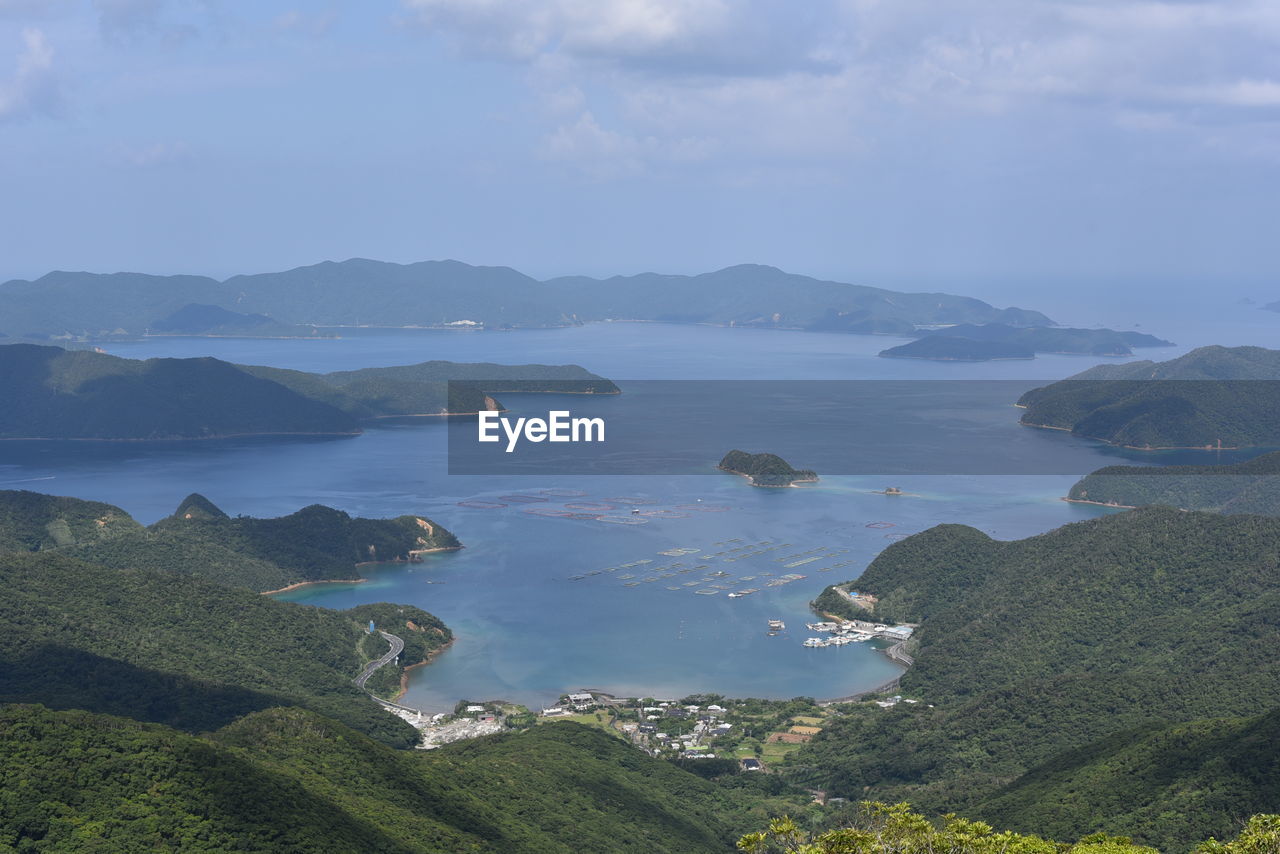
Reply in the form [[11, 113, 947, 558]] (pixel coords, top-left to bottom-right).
[[401, 0, 841, 76], [542, 109, 714, 177], [0, 27, 59, 122], [401, 0, 1280, 173]]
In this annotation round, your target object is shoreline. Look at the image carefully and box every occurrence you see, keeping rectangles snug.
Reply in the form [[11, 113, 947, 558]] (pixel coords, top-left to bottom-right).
[[719, 466, 819, 489], [1019, 421, 1243, 451], [1061, 497, 1138, 509], [266, 546, 464, 593], [393, 637, 456, 702], [260, 577, 366, 596]]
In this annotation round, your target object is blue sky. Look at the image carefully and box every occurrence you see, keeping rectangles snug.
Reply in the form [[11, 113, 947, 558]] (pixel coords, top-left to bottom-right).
[[1, 0, 1278, 292]]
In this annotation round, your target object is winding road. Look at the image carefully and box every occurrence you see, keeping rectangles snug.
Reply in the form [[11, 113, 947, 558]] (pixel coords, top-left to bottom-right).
[[355, 630, 405, 690]]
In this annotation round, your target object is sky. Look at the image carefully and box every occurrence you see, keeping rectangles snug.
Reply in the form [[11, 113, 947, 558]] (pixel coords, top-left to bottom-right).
[[1, 0, 1278, 294]]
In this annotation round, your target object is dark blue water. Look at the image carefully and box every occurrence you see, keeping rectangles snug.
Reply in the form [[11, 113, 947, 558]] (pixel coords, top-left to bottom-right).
[[1, 323, 1203, 711]]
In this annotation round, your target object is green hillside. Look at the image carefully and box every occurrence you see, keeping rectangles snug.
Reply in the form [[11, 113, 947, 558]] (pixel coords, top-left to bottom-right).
[[0, 343, 618, 438], [800, 508, 1280, 848], [0, 550, 446, 745], [973, 709, 1280, 852], [0, 343, 360, 440], [1017, 346, 1280, 448], [0, 704, 800, 853], [1067, 451, 1280, 513], [0, 259, 1052, 339], [0, 490, 460, 592]]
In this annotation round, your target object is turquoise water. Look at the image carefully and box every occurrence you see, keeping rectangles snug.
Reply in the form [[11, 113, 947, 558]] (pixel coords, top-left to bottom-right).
[[0, 324, 1181, 711]]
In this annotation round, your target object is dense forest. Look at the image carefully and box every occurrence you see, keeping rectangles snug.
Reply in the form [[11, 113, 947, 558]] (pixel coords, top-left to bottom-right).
[[802, 508, 1280, 850], [0, 490, 460, 591], [1067, 451, 1280, 514], [0, 343, 617, 438], [1017, 346, 1280, 448], [0, 704, 801, 853], [0, 549, 450, 746], [719, 450, 818, 487]]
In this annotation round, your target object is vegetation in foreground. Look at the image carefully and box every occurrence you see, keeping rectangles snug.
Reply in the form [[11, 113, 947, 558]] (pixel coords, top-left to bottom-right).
[[738, 802, 1280, 854]]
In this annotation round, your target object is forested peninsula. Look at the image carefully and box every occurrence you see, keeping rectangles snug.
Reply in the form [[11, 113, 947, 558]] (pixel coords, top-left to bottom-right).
[[0, 343, 617, 440]]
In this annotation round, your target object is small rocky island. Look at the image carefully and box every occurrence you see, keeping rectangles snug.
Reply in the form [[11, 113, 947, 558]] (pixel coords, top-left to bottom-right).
[[718, 450, 817, 487]]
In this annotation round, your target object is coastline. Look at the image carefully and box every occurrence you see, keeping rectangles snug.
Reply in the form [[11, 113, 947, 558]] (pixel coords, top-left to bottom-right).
[[1018, 421, 1243, 451], [718, 466, 819, 488], [1062, 497, 1138, 509], [260, 577, 366, 596], [393, 637, 456, 702]]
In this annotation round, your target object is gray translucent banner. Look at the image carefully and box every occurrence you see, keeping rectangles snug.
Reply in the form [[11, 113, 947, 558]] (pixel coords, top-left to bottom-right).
[[445, 380, 1280, 475]]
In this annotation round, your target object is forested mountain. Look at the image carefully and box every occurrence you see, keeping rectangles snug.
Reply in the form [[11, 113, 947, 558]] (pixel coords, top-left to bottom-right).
[[975, 709, 1280, 850], [0, 490, 460, 591], [804, 508, 1280, 849], [0, 259, 1052, 339], [242, 359, 618, 420], [1016, 346, 1280, 448], [0, 550, 446, 745], [0, 343, 361, 440], [0, 705, 797, 853], [1067, 451, 1280, 513], [0, 343, 617, 438]]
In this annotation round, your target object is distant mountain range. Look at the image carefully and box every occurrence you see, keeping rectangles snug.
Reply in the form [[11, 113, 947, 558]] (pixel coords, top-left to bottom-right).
[[0, 259, 1053, 340], [880, 323, 1172, 361], [1016, 345, 1280, 449], [0, 343, 617, 440]]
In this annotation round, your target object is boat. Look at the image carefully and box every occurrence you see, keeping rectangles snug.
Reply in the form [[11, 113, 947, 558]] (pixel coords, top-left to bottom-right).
[[767, 619, 785, 631]]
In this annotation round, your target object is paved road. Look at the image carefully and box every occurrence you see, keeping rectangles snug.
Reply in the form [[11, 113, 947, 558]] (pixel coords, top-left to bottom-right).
[[355, 630, 406, 691]]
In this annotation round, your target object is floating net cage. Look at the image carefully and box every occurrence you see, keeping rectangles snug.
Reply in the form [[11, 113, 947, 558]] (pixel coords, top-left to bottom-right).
[[605, 496, 654, 505], [563, 502, 616, 512], [539, 488, 588, 498], [598, 515, 648, 525], [496, 494, 548, 504], [865, 521, 897, 529], [675, 503, 731, 513], [635, 509, 690, 518], [457, 500, 507, 509]]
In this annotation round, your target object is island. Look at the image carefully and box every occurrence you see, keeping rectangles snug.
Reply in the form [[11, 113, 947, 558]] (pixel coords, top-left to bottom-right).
[[1066, 450, 1280, 514], [0, 343, 618, 440], [149, 302, 334, 338], [879, 323, 1173, 361], [1016, 345, 1280, 449], [718, 450, 818, 487]]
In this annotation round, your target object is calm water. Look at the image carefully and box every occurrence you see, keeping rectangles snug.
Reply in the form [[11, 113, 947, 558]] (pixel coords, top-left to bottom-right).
[[7, 320, 1262, 711]]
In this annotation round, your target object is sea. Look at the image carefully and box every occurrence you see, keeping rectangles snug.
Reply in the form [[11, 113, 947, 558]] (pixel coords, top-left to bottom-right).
[[1, 295, 1275, 712]]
